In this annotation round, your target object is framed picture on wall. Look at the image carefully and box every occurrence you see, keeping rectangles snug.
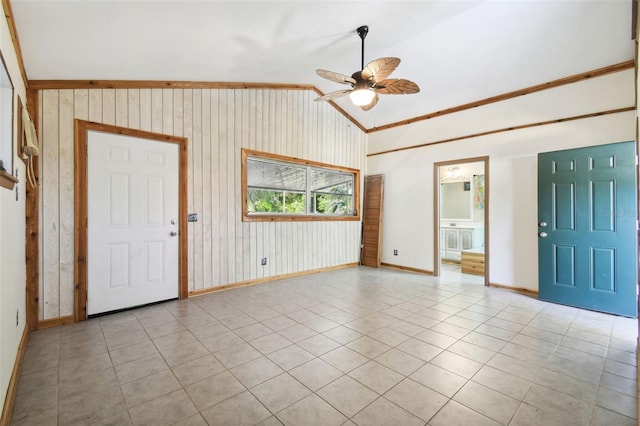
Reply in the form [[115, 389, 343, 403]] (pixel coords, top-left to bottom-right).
[[0, 50, 15, 190]]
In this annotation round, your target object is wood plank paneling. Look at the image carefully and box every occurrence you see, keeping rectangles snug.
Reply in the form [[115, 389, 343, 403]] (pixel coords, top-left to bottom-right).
[[41, 90, 60, 319], [58, 90, 75, 316], [37, 87, 366, 319]]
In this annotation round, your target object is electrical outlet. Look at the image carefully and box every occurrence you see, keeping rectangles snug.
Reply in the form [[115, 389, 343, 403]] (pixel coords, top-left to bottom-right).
[[261, 257, 267, 266], [393, 249, 398, 256]]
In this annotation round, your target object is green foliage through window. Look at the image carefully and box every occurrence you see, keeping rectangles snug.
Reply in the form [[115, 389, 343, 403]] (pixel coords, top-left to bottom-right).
[[246, 155, 356, 217]]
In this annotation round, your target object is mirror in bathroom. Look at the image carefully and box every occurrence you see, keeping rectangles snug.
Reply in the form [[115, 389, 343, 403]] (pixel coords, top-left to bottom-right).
[[441, 181, 473, 221]]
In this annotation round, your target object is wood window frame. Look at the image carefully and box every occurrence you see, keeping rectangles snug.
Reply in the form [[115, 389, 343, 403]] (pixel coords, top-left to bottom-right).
[[74, 120, 189, 321], [242, 148, 361, 222], [0, 50, 15, 190]]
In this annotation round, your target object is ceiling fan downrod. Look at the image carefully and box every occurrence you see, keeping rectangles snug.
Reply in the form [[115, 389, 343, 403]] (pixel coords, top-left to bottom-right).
[[356, 25, 368, 71]]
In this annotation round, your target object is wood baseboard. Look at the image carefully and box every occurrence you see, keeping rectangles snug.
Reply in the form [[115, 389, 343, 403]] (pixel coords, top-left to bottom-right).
[[37, 315, 75, 330], [488, 282, 539, 296], [381, 263, 433, 275], [0, 325, 30, 426], [189, 263, 359, 297]]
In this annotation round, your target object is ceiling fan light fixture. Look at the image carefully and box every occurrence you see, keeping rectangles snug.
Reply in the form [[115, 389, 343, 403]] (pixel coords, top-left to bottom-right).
[[349, 88, 375, 106], [315, 25, 419, 110]]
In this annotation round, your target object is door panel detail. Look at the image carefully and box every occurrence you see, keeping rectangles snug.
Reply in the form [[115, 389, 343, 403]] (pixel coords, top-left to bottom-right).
[[145, 176, 165, 225], [589, 155, 615, 170], [590, 180, 615, 232], [145, 240, 165, 283], [553, 244, 575, 287], [108, 146, 130, 163], [108, 243, 130, 289], [553, 182, 575, 231], [553, 159, 575, 173], [108, 173, 130, 226], [590, 247, 615, 292], [145, 151, 165, 166]]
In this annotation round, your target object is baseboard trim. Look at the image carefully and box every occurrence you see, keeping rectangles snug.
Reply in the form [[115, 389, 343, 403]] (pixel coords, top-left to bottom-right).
[[488, 282, 539, 296], [0, 325, 30, 426], [381, 263, 433, 275], [189, 263, 359, 297], [37, 315, 76, 330]]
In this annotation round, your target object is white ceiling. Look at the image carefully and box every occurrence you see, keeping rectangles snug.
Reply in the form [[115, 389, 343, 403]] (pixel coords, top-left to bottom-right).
[[10, 0, 635, 130]]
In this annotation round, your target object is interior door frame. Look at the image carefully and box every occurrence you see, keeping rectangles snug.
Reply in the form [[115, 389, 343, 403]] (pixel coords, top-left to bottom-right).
[[433, 156, 489, 285], [74, 120, 189, 321]]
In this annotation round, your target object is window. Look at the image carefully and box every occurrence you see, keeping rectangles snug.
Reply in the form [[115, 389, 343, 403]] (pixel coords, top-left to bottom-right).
[[242, 149, 360, 221], [0, 51, 15, 190]]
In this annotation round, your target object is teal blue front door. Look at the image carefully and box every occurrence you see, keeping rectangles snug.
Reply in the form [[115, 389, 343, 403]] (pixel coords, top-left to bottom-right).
[[538, 141, 637, 317]]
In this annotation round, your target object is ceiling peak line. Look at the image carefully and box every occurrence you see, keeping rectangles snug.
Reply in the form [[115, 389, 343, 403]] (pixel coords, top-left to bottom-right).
[[367, 106, 635, 157], [366, 60, 634, 134]]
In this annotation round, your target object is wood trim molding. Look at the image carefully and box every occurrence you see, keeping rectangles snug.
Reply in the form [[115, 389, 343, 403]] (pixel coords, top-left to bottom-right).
[[489, 282, 539, 297], [433, 156, 490, 286], [380, 263, 433, 275], [0, 170, 18, 190], [37, 315, 75, 330], [189, 263, 359, 297], [0, 325, 29, 426], [367, 60, 635, 133], [25, 89, 38, 330], [241, 148, 361, 222], [368, 107, 636, 157], [1, 0, 29, 87], [29, 80, 317, 91], [74, 120, 189, 321]]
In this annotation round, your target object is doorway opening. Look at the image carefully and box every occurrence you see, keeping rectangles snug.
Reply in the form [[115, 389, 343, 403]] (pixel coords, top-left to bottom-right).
[[434, 157, 489, 285]]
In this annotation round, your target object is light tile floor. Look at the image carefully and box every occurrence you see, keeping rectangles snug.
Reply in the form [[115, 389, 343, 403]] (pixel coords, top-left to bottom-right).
[[10, 266, 638, 425]]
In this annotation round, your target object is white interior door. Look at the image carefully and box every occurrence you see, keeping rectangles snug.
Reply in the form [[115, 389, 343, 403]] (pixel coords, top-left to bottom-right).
[[87, 130, 179, 315]]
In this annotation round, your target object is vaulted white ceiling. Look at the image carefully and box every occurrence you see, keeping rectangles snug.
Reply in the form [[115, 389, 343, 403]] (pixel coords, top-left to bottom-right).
[[10, 0, 635, 130]]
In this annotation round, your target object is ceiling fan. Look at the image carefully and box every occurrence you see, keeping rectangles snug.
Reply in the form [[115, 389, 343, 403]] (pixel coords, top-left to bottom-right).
[[315, 25, 420, 111]]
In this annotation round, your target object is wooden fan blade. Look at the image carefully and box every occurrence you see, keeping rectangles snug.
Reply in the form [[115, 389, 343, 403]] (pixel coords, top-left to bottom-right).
[[360, 93, 379, 111], [374, 79, 420, 95], [314, 89, 353, 102], [361, 57, 401, 82], [316, 69, 356, 85]]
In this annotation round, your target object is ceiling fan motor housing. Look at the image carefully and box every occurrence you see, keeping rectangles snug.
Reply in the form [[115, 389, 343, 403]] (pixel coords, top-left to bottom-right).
[[357, 25, 369, 40]]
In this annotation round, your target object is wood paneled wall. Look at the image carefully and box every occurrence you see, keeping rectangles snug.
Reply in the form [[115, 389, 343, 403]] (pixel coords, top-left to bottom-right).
[[38, 88, 366, 320]]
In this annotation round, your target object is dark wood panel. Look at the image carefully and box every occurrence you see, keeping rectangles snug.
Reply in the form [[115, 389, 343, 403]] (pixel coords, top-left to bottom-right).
[[25, 89, 39, 329], [361, 175, 384, 267]]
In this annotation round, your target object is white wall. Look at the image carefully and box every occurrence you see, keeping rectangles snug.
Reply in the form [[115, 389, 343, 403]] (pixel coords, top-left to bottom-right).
[[0, 2, 28, 413], [367, 70, 634, 291], [38, 88, 366, 320]]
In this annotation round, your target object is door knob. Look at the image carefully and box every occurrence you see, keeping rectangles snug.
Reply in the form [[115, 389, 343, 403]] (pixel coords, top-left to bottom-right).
[[539, 221, 547, 227], [170, 231, 177, 236], [538, 232, 548, 238]]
